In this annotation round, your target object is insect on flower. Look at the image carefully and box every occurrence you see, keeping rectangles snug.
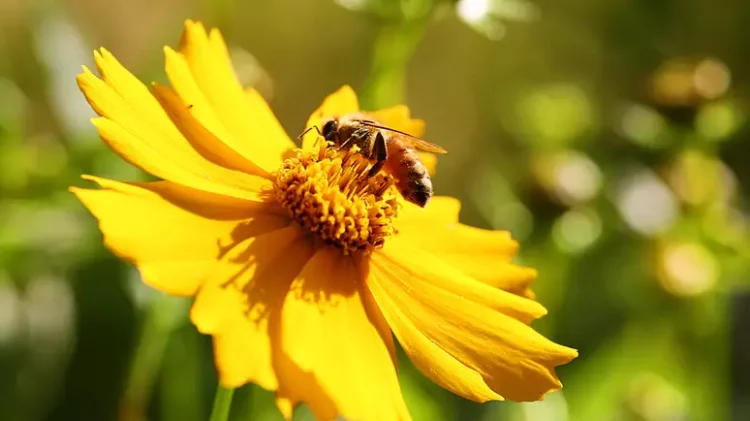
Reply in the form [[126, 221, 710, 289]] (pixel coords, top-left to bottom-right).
[[300, 113, 447, 207]]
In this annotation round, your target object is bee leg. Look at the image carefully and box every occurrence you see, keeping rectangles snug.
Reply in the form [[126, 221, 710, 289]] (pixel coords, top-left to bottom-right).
[[337, 136, 354, 150], [367, 132, 388, 177], [297, 125, 329, 149], [297, 125, 321, 142]]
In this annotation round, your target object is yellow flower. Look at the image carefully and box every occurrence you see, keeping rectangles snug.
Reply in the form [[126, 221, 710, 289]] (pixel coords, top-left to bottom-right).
[[71, 19, 577, 421]]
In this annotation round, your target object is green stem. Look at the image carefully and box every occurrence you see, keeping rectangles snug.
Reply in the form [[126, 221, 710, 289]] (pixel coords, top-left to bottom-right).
[[359, 13, 432, 110], [208, 386, 235, 421], [118, 295, 186, 421]]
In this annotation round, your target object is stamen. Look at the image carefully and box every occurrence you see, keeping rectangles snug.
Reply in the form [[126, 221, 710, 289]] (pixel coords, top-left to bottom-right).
[[274, 144, 399, 254]]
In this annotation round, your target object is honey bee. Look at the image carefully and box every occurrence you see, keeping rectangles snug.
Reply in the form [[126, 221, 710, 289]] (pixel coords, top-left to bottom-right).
[[312, 112, 447, 207]]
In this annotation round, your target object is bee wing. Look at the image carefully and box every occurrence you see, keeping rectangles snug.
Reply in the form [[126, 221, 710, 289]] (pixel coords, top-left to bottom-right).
[[358, 121, 447, 154], [399, 136, 448, 154]]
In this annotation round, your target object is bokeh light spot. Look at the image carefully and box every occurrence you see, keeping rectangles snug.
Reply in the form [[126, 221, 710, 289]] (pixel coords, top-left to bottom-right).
[[457, 0, 492, 23], [553, 208, 602, 254], [626, 373, 688, 421], [694, 59, 731, 100], [701, 203, 748, 248], [667, 150, 737, 206], [695, 100, 744, 141], [513, 84, 595, 148], [553, 151, 602, 204], [659, 242, 719, 297], [618, 104, 670, 148], [615, 169, 677, 236], [649, 57, 732, 106]]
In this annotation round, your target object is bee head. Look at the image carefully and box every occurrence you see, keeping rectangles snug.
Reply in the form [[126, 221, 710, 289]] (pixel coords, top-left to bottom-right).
[[321, 118, 338, 142]]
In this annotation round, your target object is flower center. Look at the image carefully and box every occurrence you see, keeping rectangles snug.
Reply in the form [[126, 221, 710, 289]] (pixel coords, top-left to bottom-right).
[[273, 144, 400, 254]]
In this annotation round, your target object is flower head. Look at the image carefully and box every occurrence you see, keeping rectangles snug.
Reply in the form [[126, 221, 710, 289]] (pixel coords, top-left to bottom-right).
[[274, 145, 399, 254], [72, 19, 577, 421]]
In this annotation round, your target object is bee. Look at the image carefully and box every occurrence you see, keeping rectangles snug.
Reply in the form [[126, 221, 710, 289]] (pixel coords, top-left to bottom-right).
[[312, 112, 447, 207]]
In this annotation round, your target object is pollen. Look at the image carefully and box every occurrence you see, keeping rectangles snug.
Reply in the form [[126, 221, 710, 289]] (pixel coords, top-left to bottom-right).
[[274, 144, 400, 254]]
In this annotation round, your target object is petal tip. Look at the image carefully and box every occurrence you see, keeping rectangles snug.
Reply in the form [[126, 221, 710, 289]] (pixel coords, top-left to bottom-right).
[[183, 19, 207, 38], [337, 84, 357, 98], [80, 174, 99, 183], [275, 397, 295, 420], [183, 18, 197, 29], [78, 65, 95, 78], [89, 116, 107, 129], [99, 47, 112, 57], [163, 45, 179, 57], [208, 27, 224, 40], [563, 346, 579, 361]]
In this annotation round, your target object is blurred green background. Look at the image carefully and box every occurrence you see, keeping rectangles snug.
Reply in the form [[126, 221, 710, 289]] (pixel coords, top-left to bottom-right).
[[0, 0, 748, 420]]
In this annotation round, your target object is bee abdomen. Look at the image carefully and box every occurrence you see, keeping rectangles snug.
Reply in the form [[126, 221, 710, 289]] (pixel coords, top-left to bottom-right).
[[397, 150, 433, 207]]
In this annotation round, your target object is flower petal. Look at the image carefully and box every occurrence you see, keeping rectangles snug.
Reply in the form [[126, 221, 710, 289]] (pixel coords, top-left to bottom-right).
[[151, 82, 268, 176], [369, 239, 577, 402], [302, 85, 359, 150], [367, 270, 503, 403], [171, 20, 293, 172], [77, 54, 269, 200], [368, 104, 426, 138], [399, 196, 461, 224], [190, 226, 312, 390], [273, 353, 338, 421], [281, 247, 410, 421], [398, 199, 535, 296], [398, 199, 519, 259], [70, 176, 287, 296], [190, 228, 339, 420], [376, 237, 545, 323]]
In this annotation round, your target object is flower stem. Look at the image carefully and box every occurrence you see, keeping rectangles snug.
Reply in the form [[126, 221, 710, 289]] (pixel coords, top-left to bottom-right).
[[208, 385, 235, 421], [119, 294, 186, 421], [359, 2, 436, 110]]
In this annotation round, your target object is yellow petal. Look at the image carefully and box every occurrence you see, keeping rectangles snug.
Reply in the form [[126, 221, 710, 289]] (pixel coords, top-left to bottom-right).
[[70, 176, 287, 296], [368, 104, 426, 138], [152, 83, 268, 176], [398, 198, 535, 296], [302, 85, 359, 150], [191, 226, 313, 390], [275, 397, 294, 420], [196, 229, 337, 420], [93, 48, 168, 123], [367, 269, 503, 403], [398, 230, 535, 298], [398, 201, 519, 259], [281, 247, 410, 421], [376, 237, 545, 324], [77, 56, 269, 200], [369, 239, 578, 402], [399, 196, 461, 224], [173, 20, 293, 172], [274, 352, 338, 421]]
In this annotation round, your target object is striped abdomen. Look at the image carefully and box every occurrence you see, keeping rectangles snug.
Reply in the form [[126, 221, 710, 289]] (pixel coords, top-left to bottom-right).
[[385, 142, 433, 207]]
